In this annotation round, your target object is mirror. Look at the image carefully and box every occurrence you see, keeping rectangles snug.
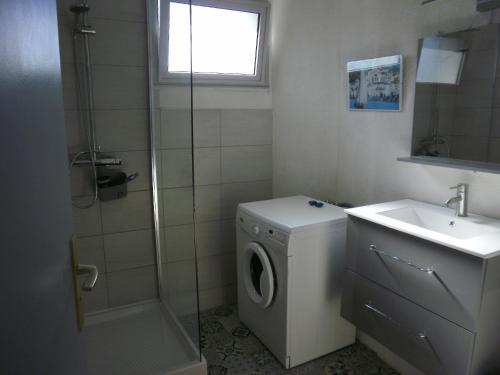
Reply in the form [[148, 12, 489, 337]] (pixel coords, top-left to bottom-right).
[[410, 24, 500, 169]]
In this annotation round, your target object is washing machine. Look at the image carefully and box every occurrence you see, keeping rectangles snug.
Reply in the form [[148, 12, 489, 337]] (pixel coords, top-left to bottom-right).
[[236, 195, 356, 368]]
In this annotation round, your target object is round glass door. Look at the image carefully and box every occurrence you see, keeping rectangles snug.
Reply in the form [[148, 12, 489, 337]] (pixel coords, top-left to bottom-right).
[[242, 242, 275, 309]]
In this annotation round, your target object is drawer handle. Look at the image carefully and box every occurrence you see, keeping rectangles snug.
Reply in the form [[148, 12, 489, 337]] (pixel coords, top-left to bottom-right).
[[365, 302, 448, 374], [369, 244, 434, 275], [364, 303, 426, 339]]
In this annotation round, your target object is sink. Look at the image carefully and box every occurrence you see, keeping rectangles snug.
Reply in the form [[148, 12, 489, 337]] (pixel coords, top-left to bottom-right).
[[345, 199, 500, 258], [378, 206, 500, 240]]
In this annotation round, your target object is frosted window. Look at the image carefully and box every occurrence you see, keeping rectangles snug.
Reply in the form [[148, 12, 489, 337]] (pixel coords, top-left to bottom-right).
[[168, 2, 260, 75], [416, 37, 465, 85]]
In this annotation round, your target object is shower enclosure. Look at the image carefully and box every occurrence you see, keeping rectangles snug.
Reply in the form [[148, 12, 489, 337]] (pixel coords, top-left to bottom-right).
[[60, 0, 204, 374]]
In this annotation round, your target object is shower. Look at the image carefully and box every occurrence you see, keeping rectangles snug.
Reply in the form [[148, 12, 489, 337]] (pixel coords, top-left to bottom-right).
[[69, 1, 122, 209], [62, 1, 205, 374]]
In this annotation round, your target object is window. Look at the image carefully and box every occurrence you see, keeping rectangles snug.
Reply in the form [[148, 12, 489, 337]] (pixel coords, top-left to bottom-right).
[[416, 37, 466, 85], [159, 0, 269, 86]]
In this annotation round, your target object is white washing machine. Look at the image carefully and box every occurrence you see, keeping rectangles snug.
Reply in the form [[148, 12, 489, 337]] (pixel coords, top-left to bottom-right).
[[236, 195, 356, 368]]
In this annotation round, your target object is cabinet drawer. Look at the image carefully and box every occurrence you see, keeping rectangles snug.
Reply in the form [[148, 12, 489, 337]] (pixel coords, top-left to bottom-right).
[[342, 270, 474, 375], [346, 216, 483, 330]]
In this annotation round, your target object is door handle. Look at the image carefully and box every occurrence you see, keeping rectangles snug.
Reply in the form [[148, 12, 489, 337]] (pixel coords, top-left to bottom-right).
[[77, 264, 99, 292], [70, 237, 99, 331]]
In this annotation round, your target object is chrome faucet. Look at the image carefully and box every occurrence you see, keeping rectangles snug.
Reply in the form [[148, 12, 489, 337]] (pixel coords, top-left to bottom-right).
[[444, 183, 468, 217]]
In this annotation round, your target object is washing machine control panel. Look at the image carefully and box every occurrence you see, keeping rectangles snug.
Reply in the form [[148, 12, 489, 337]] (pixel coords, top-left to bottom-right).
[[266, 228, 287, 245], [238, 213, 288, 245]]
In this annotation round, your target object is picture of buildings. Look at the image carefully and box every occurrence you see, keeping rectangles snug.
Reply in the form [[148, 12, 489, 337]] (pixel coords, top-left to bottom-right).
[[348, 55, 402, 111]]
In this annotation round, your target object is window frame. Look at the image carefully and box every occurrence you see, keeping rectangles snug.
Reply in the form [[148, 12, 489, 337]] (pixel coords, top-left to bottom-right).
[[158, 0, 270, 86]]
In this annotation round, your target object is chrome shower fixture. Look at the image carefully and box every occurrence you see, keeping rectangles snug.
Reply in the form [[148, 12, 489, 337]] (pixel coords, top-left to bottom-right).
[[71, 2, 96, 35], [70, 3, 90, 14], [75, 26, 96, 35]]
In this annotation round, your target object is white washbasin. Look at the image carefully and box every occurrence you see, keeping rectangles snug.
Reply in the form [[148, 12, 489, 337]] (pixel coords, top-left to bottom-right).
[[345, 199, 500, 258], [378, 206, 500, 240]]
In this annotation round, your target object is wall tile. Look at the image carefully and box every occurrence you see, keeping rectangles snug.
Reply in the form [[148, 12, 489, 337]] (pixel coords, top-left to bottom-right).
[[221, 109, 272, 146], [435, 92, 456, 110], [58, 0, 146, 23], [220, 219, 237, 253], [494, 79, 500, 107], [167, 291, 199, 317], [224, 284, 237, 305], [64, 110, 86, 154], [110, 150, 151, 191], [221, 180, 272, 219], [414, 85, 435, 111], [161, 109, 191, 149], [452, 109, 491, 137], [450, 136, 489, 161], [166, 260, 197, 295], [437, 109, 454, 136], [61, 63, 79, 110], [162, 187, 194, 226], [488, 138, 500, 163], [195, 219, 236, 257], [89, 18, 147, 67], [100, 190, 153, 233], [198, 287, 226, 311], [161, 149, 193, 188], [491, 109, 500, 137], [472, 23, 497, 51], [107, 266, 157, 307], [195, 185, 221, 222], [194, 110, 220, 148], [194, 148, 221, 186], [70, 167, 96, 197], [92, 65, 148, 110], [195, 221, 222, 258], [96, 109, 149, 151], [88, 0, 147, 22], [103, 229, 155, 272], [154, 109, 162, 150], [156, 183, 165, 226], [77, 235, 106, 273], [456, 79, 494, 109], [199, 284, 237, 312], [221, 145, 272, 183], [411, 110, 432, 138], [462, 48, 496, 80], [73, 202, 102, 236], [162, 224, 195, 263], [198, 253, 236, 290]]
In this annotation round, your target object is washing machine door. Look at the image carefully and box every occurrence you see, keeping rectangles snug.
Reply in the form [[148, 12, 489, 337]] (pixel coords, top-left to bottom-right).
[[243, 242, 276, 309]]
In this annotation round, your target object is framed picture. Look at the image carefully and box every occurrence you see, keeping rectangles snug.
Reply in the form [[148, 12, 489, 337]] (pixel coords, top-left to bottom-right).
[[348, 55, 403, 111]]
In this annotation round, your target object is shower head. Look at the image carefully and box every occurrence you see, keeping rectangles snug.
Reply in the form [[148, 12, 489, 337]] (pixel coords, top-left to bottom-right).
[[70, 3, 90, 14]]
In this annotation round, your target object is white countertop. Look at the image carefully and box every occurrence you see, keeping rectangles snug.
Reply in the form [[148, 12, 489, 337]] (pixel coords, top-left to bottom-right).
[[345, 199, 500, 259]]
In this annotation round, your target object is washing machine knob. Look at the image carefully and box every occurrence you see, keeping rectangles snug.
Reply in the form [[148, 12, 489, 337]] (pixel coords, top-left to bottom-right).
[[252, 225, 260, 235]]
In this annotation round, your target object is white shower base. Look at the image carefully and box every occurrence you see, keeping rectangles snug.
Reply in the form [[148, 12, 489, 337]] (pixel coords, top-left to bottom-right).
[[83, 300, 206, 375]]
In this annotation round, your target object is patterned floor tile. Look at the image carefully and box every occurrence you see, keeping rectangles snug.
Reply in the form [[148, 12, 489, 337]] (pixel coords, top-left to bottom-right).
[[181, 305, 399, 375]]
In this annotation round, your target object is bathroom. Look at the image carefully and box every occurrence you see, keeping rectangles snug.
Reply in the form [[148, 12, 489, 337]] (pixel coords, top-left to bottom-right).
[[3, 0, 500, 374]]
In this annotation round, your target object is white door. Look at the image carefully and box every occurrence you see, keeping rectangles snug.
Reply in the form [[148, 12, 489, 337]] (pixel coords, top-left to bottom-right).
[[0, 0, 86, 373], [242, 242, 276, 309]]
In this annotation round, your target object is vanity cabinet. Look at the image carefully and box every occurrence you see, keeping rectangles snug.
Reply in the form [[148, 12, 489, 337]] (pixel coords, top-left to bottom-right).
[[341, 216, 500, 375]]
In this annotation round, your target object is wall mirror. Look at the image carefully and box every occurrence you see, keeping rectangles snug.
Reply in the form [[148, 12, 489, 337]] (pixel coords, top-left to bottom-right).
[[403, 23, 500, 173]]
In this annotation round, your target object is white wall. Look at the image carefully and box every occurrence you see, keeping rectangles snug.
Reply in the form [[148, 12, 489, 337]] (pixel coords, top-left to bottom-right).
[[271, 0, 500, 220]]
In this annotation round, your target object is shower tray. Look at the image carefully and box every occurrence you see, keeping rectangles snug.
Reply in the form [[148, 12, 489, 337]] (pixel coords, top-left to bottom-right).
[[83, 300, 206, 375]]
